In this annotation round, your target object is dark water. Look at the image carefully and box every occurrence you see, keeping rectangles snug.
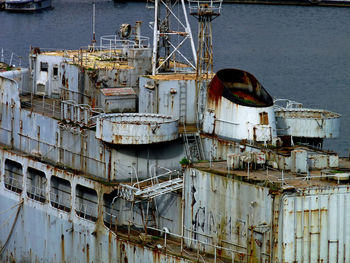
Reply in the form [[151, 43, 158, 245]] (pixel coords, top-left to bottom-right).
[[1, 2, 349, 156]]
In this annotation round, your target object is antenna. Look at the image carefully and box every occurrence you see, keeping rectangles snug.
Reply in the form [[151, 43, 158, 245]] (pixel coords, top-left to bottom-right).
[[91, 3, 96, 49], [151, 0, 197, 75], [189, 0, 222, 125]]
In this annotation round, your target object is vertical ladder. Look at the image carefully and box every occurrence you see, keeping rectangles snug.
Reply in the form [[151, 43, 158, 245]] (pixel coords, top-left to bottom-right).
[[182, 123, 191, 160], [179, 83, 205, 161], [140, 200, 157, 233], [189, 133, 204, 161], [179, 82, 187, 123], [182, 127, 204, 161]]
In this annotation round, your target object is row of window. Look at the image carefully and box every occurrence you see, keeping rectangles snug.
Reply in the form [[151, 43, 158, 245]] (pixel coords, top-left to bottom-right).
[[40, 62, 58, 78], [2, 159, 119, 223]]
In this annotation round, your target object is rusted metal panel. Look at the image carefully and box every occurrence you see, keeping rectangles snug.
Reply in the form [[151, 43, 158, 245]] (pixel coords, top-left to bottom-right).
[[209, 98, 276, 142], [96, 113, 179, 144], [0, 76, 21, 106], [291, 149, 308, 173], [100, 87, 137, 113], [183, 168, 272, 261], [139, 76, 197, 124], [184, 168, 350, 263], [101, 87, 135, 96], [279, 187, 350, 263], [0, 74, 184, 183], [201, 135, 240, 161]]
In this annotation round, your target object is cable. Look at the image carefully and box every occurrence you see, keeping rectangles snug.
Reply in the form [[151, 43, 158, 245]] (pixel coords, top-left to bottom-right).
[[0, 199, 23, 256], [0, 201, 23, 216], [0, 207, 18, 231]]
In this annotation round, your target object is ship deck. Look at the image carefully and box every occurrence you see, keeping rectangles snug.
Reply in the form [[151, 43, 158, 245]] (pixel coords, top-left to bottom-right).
[[110, 224, 234, 263], [42, 49, 134, 70], [192, 157, 350, 190], [20, 94, 61, 119]]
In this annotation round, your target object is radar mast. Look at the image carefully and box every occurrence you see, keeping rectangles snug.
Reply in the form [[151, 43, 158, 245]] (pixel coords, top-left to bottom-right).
[[189, 0, 222, 125], [151, 0, 197, 75]]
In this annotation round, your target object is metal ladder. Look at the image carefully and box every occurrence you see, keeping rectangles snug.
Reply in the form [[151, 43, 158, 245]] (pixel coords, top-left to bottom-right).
[[179, 82, 187, 123], [182, 123, 204, 162], [141, 200, 157, 230]]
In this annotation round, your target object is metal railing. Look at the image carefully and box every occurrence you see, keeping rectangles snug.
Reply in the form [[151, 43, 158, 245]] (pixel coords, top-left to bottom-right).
[[50, 191, 71, 212], [188, 0, 222, 15], [75, 201, 98, 222], [103, 205, 119, 223], [129, 222, 248, 262], [21, 96, 61, 120], [61, 100, 104, 128], [100, 35, 150, 49], [274, 98, 303, 110], [4, 175, 23, 193], [27, 185, 46, 203], [0, 48, 23, 68]]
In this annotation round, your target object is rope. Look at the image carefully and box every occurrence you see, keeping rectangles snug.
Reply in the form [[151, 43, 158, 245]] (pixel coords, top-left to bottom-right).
[[0, 200, 23, 216], [0, 207, 19, 230], [0, 199, 24, 257]]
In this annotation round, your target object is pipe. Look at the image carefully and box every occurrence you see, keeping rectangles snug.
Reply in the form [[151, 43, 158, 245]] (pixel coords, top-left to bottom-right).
[[135, 21, 142, 48]]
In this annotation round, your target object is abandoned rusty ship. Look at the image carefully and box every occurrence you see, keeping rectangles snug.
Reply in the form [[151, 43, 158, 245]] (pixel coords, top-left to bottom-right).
[[0, 0, 349, 262]]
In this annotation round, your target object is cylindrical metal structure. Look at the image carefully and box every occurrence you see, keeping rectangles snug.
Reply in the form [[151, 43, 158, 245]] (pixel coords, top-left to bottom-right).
[[96, 113, 179, 144], [204, 68, 277, 142], [275, 108, 341, 138]]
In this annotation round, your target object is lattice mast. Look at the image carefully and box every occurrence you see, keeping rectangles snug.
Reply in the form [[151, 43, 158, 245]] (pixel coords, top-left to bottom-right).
[[189, 0, 222, 121], [151, 0, 197, 75]]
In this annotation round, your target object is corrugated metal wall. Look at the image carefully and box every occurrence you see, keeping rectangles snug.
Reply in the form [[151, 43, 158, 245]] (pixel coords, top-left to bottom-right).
[[278, 188, 350, 263]]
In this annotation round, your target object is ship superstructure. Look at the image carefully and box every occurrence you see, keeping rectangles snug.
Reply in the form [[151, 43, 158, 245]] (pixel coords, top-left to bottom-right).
[[0, 1, 349, 262]]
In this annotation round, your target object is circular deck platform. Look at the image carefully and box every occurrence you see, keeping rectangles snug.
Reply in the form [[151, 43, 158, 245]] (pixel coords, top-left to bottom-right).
[[275, 108, 341, 138], [96, 113, 179, 144]]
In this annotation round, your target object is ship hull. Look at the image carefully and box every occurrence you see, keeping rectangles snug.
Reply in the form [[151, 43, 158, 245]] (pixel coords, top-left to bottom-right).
[[0, 148, 188, 263], [5, 0, 51, 11]]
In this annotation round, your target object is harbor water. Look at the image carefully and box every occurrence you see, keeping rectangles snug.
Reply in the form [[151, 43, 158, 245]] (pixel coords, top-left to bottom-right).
[[0, 1, 349, 156]]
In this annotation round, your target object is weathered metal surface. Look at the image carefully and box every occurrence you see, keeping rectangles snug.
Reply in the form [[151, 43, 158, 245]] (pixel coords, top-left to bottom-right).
[[275, 108, 341, 138], [31, 54, 65, 97], [205, 69, 277, 142], [96, 113, 179, 144], [184, 168, 350, 263], [32, 44, 151, 110], [139, 76, 197, 124], [278, 187, 350, 263], [0, 67, 30, 94], [0, 148, 185, 263], [183, 168, 271, 261], [101, 87, 135, 96], [227, 151, 266, 169], [0, 8, 347, 263], [1, 75, 186, 181], [100, 87, 137, 113], [291, 149, 308, 173]]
